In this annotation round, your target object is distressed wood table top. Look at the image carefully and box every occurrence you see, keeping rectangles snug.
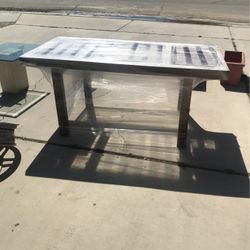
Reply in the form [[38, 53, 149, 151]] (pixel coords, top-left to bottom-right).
[[20, 37, 229, 79]]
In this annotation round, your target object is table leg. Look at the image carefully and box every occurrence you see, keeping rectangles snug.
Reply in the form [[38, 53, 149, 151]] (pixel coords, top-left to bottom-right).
[[177, 78, 193, 148], [83, 71, 97, 125], [51, 68, 69, 136]]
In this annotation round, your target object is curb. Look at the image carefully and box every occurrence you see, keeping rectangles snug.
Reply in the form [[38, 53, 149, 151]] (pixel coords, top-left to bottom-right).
[[0, 9, 249, 27]]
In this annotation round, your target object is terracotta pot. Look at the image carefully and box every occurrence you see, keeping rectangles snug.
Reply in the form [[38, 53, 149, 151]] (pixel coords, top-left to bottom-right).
[[222, 51, 245, 85]]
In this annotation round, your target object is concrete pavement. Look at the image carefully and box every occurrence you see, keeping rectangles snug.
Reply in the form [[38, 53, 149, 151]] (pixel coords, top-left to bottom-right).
[[0, 12, 249, 250]]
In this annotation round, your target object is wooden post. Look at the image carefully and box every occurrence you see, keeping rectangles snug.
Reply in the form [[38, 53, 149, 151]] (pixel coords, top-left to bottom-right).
[[83, 71, 97, 125], [51, 68, 69, 136], [177, 78, 193, 148]]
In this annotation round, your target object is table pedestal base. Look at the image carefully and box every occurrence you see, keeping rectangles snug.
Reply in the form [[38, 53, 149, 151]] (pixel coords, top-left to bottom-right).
[[0, 61, 29, 93]]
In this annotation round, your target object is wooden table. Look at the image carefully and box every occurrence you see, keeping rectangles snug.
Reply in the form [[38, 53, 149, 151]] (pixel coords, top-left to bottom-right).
[[20, 37, 229, 147]]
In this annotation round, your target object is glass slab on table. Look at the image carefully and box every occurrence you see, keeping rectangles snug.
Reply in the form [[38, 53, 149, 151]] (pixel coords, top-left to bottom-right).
[[20, 37, 229, 147]]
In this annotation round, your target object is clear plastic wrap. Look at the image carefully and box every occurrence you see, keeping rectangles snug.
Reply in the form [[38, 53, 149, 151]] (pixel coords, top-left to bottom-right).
[[19, 37, 229, 146], [62, 70, 182, 133]]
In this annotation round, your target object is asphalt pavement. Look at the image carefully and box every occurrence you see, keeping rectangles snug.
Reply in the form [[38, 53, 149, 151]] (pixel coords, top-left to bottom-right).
[[0, 0, 249, 23]]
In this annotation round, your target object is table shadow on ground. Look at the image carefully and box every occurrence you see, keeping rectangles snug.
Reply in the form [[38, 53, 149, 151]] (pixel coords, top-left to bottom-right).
[[26, 117, 249, 198], [193, 81, 206, 92]]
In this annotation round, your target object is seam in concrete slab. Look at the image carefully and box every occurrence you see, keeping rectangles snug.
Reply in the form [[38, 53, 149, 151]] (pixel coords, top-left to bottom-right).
[[13, 23, 231, 41], [232, 38, 250, 42], [66, 4, 81, 16], [118, 30, 231, 40], [15, 12, 22, 23], [228, 26, 237, 51], [15, 23, 119, 32], [115, 20, 133, 32], [15, 135, 250, 177]]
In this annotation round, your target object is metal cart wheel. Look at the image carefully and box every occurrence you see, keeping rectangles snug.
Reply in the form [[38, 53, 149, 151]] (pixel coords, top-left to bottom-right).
[[0, 146, 21, 181]]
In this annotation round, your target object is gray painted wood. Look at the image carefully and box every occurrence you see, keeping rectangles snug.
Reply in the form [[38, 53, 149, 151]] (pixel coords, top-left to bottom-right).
[[177, 78, 193, 147], [51, 68, 69, 136]]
